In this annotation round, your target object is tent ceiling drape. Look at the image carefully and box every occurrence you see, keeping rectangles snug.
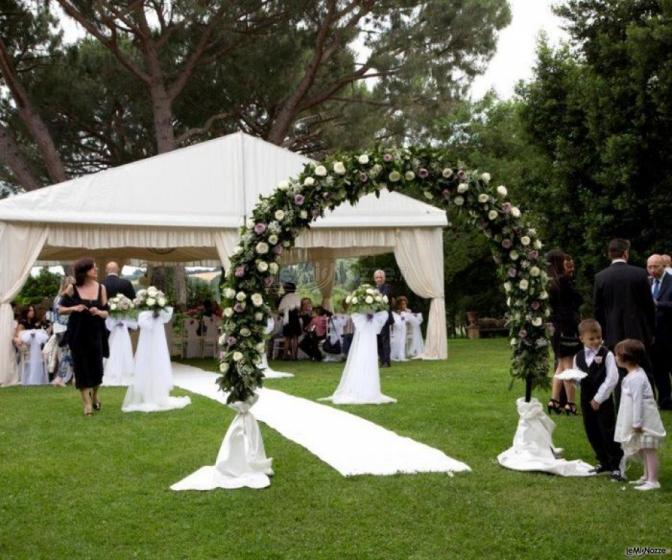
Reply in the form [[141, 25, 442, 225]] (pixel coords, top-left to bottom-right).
[[0, 132, 449, 386]]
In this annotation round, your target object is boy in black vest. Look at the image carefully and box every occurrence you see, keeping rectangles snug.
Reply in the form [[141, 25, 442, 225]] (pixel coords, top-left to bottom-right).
[[574, 319, 624, 481]]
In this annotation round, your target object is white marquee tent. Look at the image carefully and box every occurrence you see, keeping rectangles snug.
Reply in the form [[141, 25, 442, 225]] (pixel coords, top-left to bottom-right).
[[0, 132, 448, 385]]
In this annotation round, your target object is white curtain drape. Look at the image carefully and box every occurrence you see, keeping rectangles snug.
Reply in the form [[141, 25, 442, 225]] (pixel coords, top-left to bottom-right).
[[215, 231, 237, 272], [0, 223, 49, 386], [314, 260, 336, 311], [394, 228, 447, 360]]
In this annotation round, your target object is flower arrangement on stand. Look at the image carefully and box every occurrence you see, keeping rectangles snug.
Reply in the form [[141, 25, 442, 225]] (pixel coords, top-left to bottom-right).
[[217, 146, 551, 405], [134, 286, 170, 317], [345, 284, 389, 314], [108, 294, 136, 319]]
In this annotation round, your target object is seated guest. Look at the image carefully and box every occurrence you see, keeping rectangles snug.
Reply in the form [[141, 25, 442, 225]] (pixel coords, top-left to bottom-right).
[[299, 297, 314, 331], [300, 306, 328, 361], [14, 305, 43, 348], [340, 302, 354, 356]]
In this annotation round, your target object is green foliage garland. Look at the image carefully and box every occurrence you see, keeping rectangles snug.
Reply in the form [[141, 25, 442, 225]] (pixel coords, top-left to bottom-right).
[[218, 147, 551, 403]]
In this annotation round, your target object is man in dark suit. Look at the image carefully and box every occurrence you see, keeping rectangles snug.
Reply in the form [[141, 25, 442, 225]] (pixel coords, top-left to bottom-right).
[[594, 239, 655, 401], [647, 254, 672, 409], [594, 239, 655, 349], [103, 261, 136, 300], [374, 269, 392, 368]]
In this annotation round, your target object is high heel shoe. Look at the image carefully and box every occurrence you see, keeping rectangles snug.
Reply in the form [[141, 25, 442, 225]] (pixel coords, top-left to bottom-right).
[[547, 399, 562, 415], [565, 402, 578, 415], [93, 400, 101, 411], [83, 404, 93, 416]]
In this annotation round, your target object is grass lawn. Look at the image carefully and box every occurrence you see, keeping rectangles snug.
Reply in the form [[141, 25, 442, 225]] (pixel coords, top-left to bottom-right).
[[1, 338, 669, 559]]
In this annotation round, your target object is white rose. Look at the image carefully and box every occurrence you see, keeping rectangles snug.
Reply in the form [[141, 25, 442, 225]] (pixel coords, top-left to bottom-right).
[[519, 279, 529, 291], [511, 207, 521, 218], [219, 362, 230, 373], [269, 262, 279, 274], [146, 297, 156, 306], [278, 180, 290, 191], [478, 194, 489, 203], [333, 161, 346, 175], [110, 303, 118, 311], [424, 191, 434, 200], [365, 296, 374, 304], [233, 352, 244, 362], [148, 287, 159, 298], [157, 297, 166, 307], [300, 210, 308, 219], [236, 292, 246, 302], [274, 210, 285, 221], [504, 282, 512, 293], [232, 246, 243, 255], [224, 288, 236, 299], [532, 317, 543, 327], [510, 338, 517, 347], [304, 177, 315, 187], [389, 171, 401, 182], [218, 334, 227, 346], [315, 165, 327, 177], [481, 172, 491, 183], [254, 312, 264, 321], [251, 293, 264, 307], [240, 328, 251, 337], [534, 240, 543, 249], [457, 183, 469, 193], [375, 295, 382, 302], [506, 297, 511, 307], [256, 342, 266, 353], [366, 289, 376, 294], [496, 185, 508, 197], [224, 307, 234, 318], [488, 210, 498, 220], [510, 250, 520, 261], [345, 295, 352, 304], [405, 171, 415, 181], [382, 295, 388, 303], [530, 266, 541, 277], [442, 168, 453, 178], [520, 236, 531, 246], [539, 291, 549, 300], [268, 234, 278, 245], [257, 261, 269, 272], [255, 242, 269, 254], [246, 218, 255, 229], [454, 196, 464, 206], [358, 154, 369, 165], [351, 296, 359, 304]]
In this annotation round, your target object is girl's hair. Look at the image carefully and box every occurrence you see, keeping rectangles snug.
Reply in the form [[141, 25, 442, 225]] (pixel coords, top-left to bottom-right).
[[59, 276, 75, 295], [73, 257, 95, 286], [546, 249, 566, 283], [396, 296, 408, 311], [614, 338, 646, 366], [19, 305, 35, 322]]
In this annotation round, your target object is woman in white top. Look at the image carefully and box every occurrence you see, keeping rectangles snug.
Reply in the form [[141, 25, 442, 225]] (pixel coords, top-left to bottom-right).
[[614, 339, 666, 491]]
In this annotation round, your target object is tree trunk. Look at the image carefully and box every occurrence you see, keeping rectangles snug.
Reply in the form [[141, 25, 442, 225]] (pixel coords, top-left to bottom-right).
[[0, 125, 42, 191]]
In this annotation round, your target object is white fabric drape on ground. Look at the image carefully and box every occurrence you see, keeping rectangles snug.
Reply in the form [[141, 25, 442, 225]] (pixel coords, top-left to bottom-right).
[[323, 312, 395, 405], [394, 228, 447, 360], [103, 317, 137, 386], [171, 396, 273, 491], [497, 398, 594, 477], [0, 223, 48, 386], [19, 329, 49, 385], [172, 364, 470, 477], [314, 260, 336, 311], [122, 308, 191, 413]]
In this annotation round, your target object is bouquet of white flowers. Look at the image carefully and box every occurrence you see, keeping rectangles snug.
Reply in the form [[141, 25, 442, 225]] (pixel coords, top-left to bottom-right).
[[134, 286, 169, 315], [108, 294, 136, 318], [344, 284, 389, 314]]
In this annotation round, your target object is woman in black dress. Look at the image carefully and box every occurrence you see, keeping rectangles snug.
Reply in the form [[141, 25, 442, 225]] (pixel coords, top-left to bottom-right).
[[59, 258, 109, 416], [547, 249, 583, 415]]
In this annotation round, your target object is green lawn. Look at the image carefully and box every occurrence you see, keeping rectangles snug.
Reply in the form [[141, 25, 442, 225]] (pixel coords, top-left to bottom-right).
[[1, 339, 669, 559]]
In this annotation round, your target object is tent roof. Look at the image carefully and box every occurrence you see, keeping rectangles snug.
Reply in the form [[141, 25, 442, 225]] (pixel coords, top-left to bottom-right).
[[0, 132, 446, 229]]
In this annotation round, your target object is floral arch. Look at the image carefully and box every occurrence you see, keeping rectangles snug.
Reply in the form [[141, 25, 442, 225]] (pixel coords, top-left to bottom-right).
[[217, 147, 551, 404]]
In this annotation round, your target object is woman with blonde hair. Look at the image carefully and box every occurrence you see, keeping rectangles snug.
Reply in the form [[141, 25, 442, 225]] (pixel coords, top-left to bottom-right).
[[49, 276, 76, 386]]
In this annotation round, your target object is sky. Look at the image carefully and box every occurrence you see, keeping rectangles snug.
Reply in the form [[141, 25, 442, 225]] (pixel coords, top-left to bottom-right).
[[470, 0, 568, 99]]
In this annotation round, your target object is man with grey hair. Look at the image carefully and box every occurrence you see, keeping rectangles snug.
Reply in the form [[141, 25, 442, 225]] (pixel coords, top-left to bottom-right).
[[648, 254, 672, 409], [374, 269, 392, 367]]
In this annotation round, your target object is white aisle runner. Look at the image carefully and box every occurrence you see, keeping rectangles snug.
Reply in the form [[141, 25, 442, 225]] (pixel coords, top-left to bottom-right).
[[172, 364, 470, 477]]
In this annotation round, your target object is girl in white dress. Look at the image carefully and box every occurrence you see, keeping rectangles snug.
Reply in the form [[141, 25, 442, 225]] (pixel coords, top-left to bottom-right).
[[614, 339, 666, 491]]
